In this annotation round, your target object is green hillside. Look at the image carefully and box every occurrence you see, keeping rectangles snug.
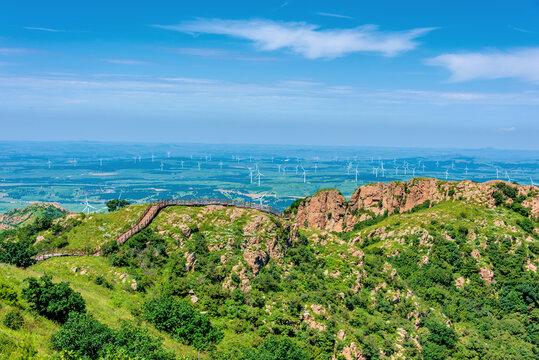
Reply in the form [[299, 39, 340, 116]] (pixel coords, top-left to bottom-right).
[[0, 203, 70, 231], [0, 190, 537, 359]]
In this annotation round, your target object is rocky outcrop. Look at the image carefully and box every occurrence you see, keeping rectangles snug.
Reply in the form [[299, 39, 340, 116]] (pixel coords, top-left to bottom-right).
[[292, 179, 538, 232], [294, 189, 347, 231], [243, 249, 269, 275]]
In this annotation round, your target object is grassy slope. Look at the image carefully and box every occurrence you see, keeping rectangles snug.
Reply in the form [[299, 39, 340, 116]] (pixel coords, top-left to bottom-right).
[[0, 257, 197, 359], [1, 200, 537, 359]]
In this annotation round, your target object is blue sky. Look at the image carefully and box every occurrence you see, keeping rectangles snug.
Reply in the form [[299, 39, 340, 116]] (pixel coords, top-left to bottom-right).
[[0, 0, 538, 149]]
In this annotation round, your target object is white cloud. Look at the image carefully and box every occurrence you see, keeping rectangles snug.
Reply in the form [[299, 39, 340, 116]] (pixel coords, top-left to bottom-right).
[[24, 26, 61, 32], [427, 48, 539, 82], [317, 12, 353, 20], [155, 19, 436, 59], [500, 126, 516, 132], [101, 58, 148, 65]]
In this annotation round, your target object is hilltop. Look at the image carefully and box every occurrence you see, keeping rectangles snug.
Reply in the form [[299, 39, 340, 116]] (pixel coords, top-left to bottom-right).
[[0, 178, 537, 360], [0, 203, 70, 231]]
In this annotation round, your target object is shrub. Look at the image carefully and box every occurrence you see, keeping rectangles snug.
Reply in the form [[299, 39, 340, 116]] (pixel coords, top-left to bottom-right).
[[22, 275, 86, 323], [51, 312, 113, 359], [238, 336, 308, 360], [3, 310, 24, 330], [143, 295, 223, 351], [0, 280, 19, 305], [111, 323, 175, 360], [516, 218, 535, 234], [0, 240, 37, 268]]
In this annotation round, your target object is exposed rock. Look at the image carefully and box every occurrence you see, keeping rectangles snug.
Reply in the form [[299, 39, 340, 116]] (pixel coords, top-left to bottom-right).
[[291, 179, 536, 232], [525, 259, 537, 273], [34, 235, 46, 244], [190, 295, 199, 303], [471, 249, 481, 259], [243, 249, 269, 275], [479, 267, 495, 285], [336, 329, 346, 341], [311, 304, 326, 315], [522, 193, 539, 218], [243, 215, 270, 235], [340, 342, 365, 360], [184, 251, 197, 272], [455, 277, 470, 289], [295, 189, 347, 231], [301, 311, 326, 331], [131, 281, 137, 291]]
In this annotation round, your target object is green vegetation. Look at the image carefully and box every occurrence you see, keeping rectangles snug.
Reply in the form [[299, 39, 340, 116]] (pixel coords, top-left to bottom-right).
[[0, 191, 537, 359], [22, 275, 86, 323], [106, 200, 131, 213]]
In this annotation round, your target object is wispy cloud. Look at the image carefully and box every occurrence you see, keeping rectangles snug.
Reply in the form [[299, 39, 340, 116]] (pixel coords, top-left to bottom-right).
[[0, 73, 537, 108], [24, 26, 61, 32], [165, 47, 278, 61], [427, 48, 539, 82], [500, 126, 516, 132], [509, 26, 535, 34], [101, 58, 148, 65], [0, 47, 32, 55], [155, 19, 436, 59], [317, 12, 353, 19]]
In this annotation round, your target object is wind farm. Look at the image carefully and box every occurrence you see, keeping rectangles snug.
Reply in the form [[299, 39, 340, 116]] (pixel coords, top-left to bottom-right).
[[0, 141, 537, 214]]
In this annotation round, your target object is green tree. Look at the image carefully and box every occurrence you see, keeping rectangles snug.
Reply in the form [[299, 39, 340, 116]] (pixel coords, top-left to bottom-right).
[[106, 200, 131, 212], [50, 312, 113, 359], [0, 240, 37, 268], [21, 275, 86, 323], [143, 295, 223, 356]]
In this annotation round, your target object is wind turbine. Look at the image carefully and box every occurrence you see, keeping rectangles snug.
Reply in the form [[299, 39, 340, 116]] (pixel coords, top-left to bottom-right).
[[355, 167, 359, 182], [278, 164, 282, 173], [248, 168, 254, 184], [412, 168, 415, 177], [255, 169, 264, 186], [531, 177, 535, 187], [167, 152, 171, 158], [47, 160, 51, 169], [181, 160, 184, 169], [314, 164, 318, 173], [496, 168, 499, 179], [73, 158, 77, 167], [198, 162, 201, 171], [257, 192, 268, 205], [160, 161, 164, 171], [395, 166, 399, 176], [83, 197, 96, 214], [151, 154, 155, 162], [465, 166, 468, 176], [99, 159, 103, 167], [302, 168, 307, 183], [219, 161, 223, 169], [445, 169, 449, 180]]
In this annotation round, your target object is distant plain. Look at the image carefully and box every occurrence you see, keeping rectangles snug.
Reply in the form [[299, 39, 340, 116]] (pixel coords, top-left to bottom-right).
[[1, 141, 537, 213]]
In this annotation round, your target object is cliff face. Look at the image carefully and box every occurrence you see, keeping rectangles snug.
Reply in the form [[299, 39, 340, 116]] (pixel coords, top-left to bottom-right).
[[294, 189, 348, 232], [293, 179, 538, 232]]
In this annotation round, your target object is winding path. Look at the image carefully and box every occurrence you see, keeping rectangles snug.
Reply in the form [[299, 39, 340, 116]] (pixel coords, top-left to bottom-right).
[[34, 198, 281, 261]]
